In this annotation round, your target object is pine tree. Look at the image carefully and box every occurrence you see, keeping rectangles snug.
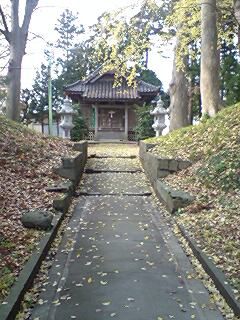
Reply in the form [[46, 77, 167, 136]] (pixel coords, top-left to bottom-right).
[[221, 42, 240, 105], [70, 104, 88, 141], [21, 63, 59, 132], [53, 9, 87, 89]]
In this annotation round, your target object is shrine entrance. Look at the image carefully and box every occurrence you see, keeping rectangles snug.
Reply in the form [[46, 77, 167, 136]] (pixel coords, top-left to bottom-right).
[[99, 108, 124, 130], [94, 105, 128, 140], [65, 69, 160, 141]]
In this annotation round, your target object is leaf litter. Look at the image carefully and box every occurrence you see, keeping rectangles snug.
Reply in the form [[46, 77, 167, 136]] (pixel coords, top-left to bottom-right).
[[0, 116, 75, 302]]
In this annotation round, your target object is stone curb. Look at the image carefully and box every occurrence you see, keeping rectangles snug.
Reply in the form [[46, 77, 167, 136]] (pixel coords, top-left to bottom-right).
[[139, 141, 240, 316], [0, 213, 64, 320], [155, 180, 194, 213], [53, 193, 72, 213], [139, 141, 192, 183], [177, 223, 240, 317]]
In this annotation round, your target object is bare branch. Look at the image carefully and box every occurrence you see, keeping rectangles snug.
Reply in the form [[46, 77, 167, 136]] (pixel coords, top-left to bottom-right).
[[0, 48, 9, 59], [0, 5, 10, 42], [28, 31, 45, 41], [21, 0, 39, 35], [12, 0, 20, 29]]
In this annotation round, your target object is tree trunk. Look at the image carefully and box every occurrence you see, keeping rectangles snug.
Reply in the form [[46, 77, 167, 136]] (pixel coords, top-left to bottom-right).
[[41, 115, 44, 134], [169, 42, 190, 131], [234, 0, 240, 24], [0, 0, 39, 121], [188, 82, 194, 125], [6, 31, 24, 121], [200, 0, 219, 117], [238, 26, 240, 54]]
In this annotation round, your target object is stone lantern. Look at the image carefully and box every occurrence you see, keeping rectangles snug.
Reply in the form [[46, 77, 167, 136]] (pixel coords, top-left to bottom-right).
[[150, 97, 168, 137], [59, 96, 75, 139]]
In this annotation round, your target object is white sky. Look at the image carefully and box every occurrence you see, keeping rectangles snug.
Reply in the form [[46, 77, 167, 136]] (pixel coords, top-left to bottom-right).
[[8, 0, 174, 90]]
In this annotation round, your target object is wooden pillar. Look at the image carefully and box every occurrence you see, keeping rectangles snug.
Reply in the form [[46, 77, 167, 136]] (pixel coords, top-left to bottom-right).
[[94, 105, 98, 139], [125, 106, 128, 140]]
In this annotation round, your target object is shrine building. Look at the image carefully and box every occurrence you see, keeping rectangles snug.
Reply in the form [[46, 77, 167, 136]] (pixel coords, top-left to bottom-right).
[[64, 68, 160, 141]]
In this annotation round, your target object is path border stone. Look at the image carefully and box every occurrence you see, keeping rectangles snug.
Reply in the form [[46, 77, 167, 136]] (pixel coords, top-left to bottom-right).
[[155, 180, 194, 213], [0, 213, 64, 320], [139, 141, 194, 213], [139, 141, 191, 183], [0, 141, 88, 320], [53, 141, 88, 186], [177, 224, 240, 317]]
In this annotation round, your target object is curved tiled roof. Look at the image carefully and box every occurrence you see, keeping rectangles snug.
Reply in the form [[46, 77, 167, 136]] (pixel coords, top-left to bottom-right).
[[64, 70, 160, 101]]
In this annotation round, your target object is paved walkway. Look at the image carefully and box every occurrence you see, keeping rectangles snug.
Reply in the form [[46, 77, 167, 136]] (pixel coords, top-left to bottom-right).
[[31, 144, 223, 320]]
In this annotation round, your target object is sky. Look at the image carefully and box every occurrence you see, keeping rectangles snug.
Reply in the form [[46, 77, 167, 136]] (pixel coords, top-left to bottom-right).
[[17, 0, 173, 90]]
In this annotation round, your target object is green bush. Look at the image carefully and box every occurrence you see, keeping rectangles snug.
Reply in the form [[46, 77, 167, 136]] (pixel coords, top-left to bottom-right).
[[71, 104, 88, 141], [135, 103, 155, 140]]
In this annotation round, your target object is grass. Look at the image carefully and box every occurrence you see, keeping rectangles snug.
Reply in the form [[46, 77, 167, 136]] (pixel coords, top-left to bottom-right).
[[0, 268, 15, 298], [146, 104, 239, 159], [146, 104, 240, 191]]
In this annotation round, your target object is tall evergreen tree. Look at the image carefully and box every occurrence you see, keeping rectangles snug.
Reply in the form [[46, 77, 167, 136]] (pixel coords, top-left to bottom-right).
[[220, 42, 240, 105], [22, 9, 90, 130], [21, 62, 59, 131], [53, 9, 87, 89]]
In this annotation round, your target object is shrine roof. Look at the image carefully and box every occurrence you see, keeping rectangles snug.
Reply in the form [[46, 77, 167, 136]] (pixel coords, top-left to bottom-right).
[[64, 69, 160, 102]]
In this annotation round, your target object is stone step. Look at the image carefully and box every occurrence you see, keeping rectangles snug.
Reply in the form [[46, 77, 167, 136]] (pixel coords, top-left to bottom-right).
[[75, 191, 152, 197], [85, 168, 142, 174], [79, 172, 151, 195], [88, 154, 137, 159]]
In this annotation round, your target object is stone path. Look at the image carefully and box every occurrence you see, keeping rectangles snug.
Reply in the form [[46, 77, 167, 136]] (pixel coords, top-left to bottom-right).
[[31, 144, 223, 320]]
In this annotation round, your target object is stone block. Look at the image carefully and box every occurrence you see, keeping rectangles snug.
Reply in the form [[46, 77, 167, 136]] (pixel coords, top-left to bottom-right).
[[157, 170, 170, 178], [62, 152, 83, 168], [46, 181, 74, 193], [139, 141, 157, 160], [145, 142, 157, 152], [53, 194, 71, 213], [21, 210, 53, 230], [73, 141, 88, 165], [169, 190, 194, 213], [62, 157, 75, 168], [168, 159, 178, 172], [54, 152, 85, 184], [157, 158, 169, 170], [53, 167, 76, 181], [178, 160, 192, 170], [156, 180, 194, 214]]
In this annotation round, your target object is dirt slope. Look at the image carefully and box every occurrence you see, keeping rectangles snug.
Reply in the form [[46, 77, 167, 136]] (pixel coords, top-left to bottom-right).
[[0, 116, 73, 301], [146, 104, 240, 298]]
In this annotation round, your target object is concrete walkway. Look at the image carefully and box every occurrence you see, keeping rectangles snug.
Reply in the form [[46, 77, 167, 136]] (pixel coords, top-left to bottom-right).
[[31, 145, 223, 320]]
